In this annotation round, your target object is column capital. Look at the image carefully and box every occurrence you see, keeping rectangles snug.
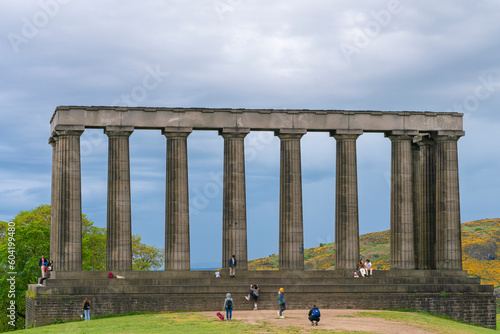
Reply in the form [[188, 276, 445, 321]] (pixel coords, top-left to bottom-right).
[[162, 127, 192, 138], [54, 125, 85, 137], [386, 130, 419, 136], [385, 130, 419, 141], [48, 137, 57, 146], [432, 130, 465, 141], [330, 129, 362, 140], [330, 129, 363, 136], [105, 126, 134, 137], [274, 128, 306, 140], [219, 127, 250, 138]]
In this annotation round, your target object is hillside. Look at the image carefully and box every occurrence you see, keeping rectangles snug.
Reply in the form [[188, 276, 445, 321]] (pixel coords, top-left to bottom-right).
[[249, 218, 500, 295]]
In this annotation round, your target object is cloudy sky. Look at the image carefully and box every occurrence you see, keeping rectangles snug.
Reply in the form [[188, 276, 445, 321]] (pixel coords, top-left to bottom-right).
[[1, 1, 499, 269]]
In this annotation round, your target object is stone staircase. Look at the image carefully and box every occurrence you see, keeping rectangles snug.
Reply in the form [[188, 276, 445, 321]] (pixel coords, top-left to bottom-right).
[[26, 269, 496, 329]]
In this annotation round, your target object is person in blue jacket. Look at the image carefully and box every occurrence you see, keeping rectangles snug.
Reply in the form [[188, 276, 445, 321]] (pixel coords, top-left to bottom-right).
[[228, 255, 237, 278], [278, 288, 286, 318], [308, 305, 321, 325]]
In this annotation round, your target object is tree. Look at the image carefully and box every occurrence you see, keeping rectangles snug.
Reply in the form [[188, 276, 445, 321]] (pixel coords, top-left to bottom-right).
[[132, 235, 164, 270], [0, 204, 164, 331]]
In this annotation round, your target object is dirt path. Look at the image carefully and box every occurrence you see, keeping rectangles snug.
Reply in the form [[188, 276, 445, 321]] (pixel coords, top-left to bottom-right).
[[201, 309, 436, 333]]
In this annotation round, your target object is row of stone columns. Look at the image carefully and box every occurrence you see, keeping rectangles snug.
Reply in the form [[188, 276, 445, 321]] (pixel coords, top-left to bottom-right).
[[49, 126, 463, 271]]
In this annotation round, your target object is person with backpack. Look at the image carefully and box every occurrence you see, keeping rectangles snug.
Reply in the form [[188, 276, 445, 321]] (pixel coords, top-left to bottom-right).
[[224, 293, 234, 321], [308, 305, 321, 325]]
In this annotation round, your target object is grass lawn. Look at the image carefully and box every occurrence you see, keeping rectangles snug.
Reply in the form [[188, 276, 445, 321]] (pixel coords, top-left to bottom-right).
[[23, 313, 302, 334], [358, 311, 500, 334], [21, 311, 500, 334]]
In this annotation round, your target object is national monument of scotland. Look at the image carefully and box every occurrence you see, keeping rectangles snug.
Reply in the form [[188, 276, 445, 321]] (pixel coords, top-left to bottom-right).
[[26, 106, 496, 328]]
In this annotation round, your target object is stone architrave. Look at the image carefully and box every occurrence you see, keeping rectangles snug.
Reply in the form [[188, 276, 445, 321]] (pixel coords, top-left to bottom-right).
[[434, 131, 464, 270], [53, 126, 85, 271], [387, 131, 418, 270], [331, 130, 362, 271], [105, 126, 134, 270], [276, 129, 306, 270], [220, 128, 250, 270], [163, 127, 192, 270], [415, 136, 436, 269]]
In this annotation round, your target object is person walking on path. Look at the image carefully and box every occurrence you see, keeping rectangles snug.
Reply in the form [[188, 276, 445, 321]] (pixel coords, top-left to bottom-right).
[[224, 293, 234, 321], [228, 255, 237, 278], [82, 297, 91, 321], [278, 288, 286, 318], [308, 305, 321, 325]]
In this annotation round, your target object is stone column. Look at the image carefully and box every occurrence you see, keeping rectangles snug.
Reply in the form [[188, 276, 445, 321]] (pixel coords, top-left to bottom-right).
[[220, 128, 250, 270], [412, 143, 421, 269], [387, 131, 418, 270], [331, 130, 362, 271], [415, 136, 436, 269], [163, 127, 192, 270], [49, 136, 59, 265], [105, 126, 134, 270], [53, 126, 85, 271], [276, 129, 306, 270], [434, 131, 464, 270]]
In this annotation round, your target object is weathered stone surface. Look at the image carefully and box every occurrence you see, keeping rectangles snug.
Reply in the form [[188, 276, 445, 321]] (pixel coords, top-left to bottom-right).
[[276, 130, 306, 270], [332, 131, 361, 271], [388, 133, 416, 270], [220, 128, 249, 269], [435, 134, 463, 269], [51, 107, 464, 134], [105, 126, 134, 270], [163, 128, 192, 270]]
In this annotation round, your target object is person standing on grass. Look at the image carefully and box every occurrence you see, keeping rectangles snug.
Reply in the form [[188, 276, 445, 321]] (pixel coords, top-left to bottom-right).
[[278, 288, 286, 318], [224, 293, 234, 321], [82, 297, 91, 321]]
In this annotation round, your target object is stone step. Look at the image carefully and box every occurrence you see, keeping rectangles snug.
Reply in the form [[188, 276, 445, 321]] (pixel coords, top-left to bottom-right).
[[49, 269, 470, 280], [30, 281, 493, 296], [39, 275, 482, 287]]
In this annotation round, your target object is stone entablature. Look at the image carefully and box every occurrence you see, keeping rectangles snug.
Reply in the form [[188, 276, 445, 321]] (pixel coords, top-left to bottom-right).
[[50, 106, 464, 134]]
